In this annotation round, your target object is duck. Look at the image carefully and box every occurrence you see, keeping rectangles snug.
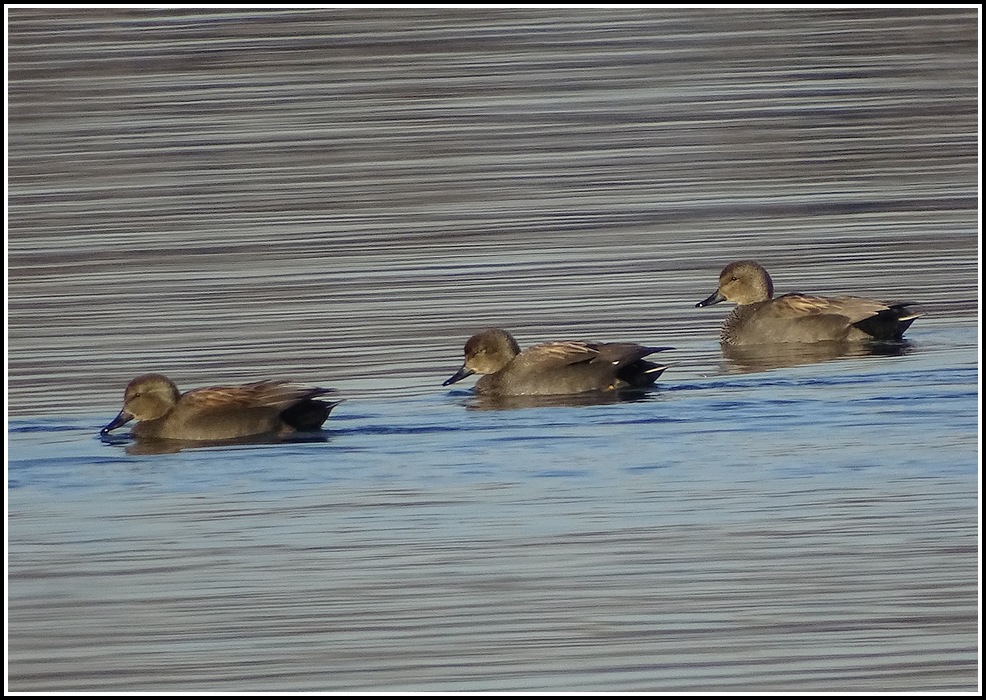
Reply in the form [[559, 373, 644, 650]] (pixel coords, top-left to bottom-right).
[[696, 260, 920, 346], [443, 327, 671, 396], [100, 373, 340, 441]]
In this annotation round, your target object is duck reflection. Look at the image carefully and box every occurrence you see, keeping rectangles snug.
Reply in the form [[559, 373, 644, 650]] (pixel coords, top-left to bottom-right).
[[100, 430, 331, 456], [462, 388, 656, 412], [720, 340, 914, 374]]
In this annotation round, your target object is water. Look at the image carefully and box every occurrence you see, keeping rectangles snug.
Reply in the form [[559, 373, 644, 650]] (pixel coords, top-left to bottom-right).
[[6, 8, 980, 693]]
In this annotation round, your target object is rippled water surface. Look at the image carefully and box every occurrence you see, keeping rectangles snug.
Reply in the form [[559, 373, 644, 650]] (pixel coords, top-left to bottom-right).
[[6, 8, 980, 693]]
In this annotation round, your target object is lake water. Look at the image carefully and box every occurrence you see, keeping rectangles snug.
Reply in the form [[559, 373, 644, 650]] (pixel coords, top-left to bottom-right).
[[6, 7, 980, 693]]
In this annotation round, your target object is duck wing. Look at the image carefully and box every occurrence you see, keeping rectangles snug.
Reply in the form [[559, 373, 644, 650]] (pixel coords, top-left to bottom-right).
[[181, 381, 336, 411], [773, 293, 900, 325]]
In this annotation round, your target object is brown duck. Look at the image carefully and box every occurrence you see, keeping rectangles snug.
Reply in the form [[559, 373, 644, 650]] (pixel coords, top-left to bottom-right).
[[101, 373, 340, 441], [443, 328, 672, 396], [696, 260, 920, 346]]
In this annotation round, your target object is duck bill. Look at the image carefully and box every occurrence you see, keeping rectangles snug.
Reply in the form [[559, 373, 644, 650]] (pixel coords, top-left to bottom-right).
[[696, 290, 726, 308], [100, 409, 133, 435], [443, 365, 475, 386]]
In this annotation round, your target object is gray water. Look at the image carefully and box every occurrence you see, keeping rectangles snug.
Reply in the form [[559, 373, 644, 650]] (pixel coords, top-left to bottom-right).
[[6, 8, 980, 693]]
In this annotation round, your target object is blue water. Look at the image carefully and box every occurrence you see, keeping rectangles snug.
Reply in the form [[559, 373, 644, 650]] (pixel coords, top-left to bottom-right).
[[8, 323, 979, 692], [10, 326, 978, 490]]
